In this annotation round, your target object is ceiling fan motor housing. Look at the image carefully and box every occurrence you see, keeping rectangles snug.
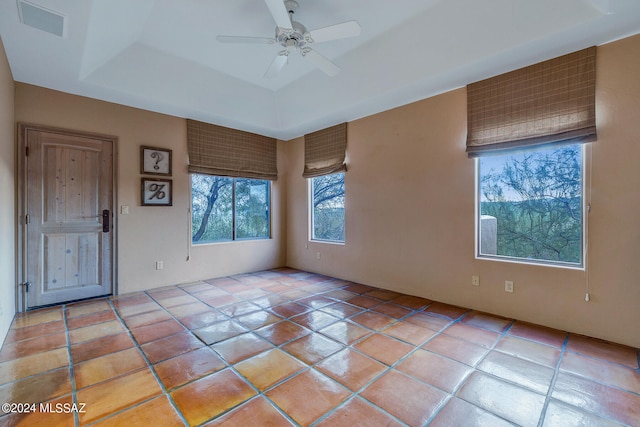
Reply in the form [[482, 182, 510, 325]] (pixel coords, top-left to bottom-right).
[[275, 20, 309, 49]]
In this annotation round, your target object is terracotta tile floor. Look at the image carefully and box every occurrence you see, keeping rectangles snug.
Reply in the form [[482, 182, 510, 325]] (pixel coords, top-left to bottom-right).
[[1, 268, 639, 426]]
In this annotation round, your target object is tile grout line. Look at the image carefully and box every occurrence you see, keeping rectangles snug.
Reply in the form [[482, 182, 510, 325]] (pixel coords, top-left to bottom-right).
[[104, 297, 190, 427], [536, 331, 570, 427], [61, 303, 81, 427]]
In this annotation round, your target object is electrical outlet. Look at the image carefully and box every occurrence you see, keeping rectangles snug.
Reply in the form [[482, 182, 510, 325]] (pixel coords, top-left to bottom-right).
[[472, 275, 480, 286], [121, 205, 129, 215], [156, 261, 164, 270], [505, 280, 514, 292]]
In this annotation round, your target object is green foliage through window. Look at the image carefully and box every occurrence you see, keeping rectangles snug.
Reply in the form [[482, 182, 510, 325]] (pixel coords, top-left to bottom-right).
[[311, 173, 345, 242], [192, 175, 270, 243], [478, 145, 583, 266]]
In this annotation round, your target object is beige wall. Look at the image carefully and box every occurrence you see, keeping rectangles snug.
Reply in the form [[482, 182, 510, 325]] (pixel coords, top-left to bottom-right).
[[0, 37, 16, 345], [14, 84, 287, 295], [286, 34, 640, 348]]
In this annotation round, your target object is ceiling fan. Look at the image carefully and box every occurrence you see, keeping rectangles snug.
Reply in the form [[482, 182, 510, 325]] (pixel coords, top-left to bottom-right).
[[216, 0, 361, 78]]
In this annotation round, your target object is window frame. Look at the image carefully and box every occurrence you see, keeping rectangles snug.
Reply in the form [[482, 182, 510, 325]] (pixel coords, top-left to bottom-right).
[[308, 172, 346, 244], [190, 174, 271, 245], [475, 144, 587, 269]]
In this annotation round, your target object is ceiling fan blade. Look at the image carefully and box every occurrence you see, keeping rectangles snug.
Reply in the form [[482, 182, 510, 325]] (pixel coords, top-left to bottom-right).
[[307, 20, 361, 43], [301, 48, 340, 77], [216, 35, 275, 45], [264, 51, 289, 78], [264, 0, 292, 29]]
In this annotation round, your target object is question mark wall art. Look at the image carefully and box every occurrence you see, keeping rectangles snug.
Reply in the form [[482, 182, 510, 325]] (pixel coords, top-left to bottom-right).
[[140, 146, 173, 206]]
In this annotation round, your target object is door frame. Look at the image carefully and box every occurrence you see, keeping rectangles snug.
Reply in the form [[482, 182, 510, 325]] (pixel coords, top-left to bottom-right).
[[17, 123, 119, 311]]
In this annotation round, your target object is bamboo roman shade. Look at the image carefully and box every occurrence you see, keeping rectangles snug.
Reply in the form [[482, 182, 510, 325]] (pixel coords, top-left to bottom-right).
[[187, 120, 277, 180], [466, 47, 597, 157], [303, 122, 347, 178]]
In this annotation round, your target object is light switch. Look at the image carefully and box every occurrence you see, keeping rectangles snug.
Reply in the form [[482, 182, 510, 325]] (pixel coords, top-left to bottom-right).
[[121, 205, 129, 215]]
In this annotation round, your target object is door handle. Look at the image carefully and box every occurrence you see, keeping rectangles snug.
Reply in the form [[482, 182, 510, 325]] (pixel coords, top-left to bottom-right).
[[102, 209, 110, 232]]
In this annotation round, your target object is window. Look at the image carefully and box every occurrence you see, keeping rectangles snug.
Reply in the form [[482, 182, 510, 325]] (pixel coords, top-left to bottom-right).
[[191, 174, 270, 243], [311, 172, 345, 242], [477, 144, 583, 266]]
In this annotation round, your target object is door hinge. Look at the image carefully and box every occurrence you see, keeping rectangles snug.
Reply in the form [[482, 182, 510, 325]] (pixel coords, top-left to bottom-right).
[[25, 214, 30, 224], [25, 146, 29, 157]]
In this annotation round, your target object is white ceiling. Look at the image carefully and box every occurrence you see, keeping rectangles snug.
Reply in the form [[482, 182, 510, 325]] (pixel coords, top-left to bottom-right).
[[1, 0, 640, 140]]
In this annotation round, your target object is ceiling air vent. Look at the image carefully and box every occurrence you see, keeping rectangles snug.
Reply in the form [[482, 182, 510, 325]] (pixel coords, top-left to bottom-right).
[[18, 1, 65, 37]]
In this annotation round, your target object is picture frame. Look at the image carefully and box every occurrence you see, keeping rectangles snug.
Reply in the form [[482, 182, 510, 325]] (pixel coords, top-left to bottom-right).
[[140, 146, 172, 176], [141, 178, 173, 206]]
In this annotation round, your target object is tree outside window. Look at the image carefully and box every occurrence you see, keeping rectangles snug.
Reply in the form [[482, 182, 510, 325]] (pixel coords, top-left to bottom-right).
[[191, 175, 270, 243], [478, 144, 583, 266], [311, 173, 345, 242]]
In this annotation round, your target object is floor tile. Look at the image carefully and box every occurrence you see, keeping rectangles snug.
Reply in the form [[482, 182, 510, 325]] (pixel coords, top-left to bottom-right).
[[141, 331, 204, 364], [566, 334, 639, 368], [361, 369, 448, 426], [0, 394, 75, 427], [154, 347, 226, 390], [477, 351, 555, 394], [495, 335, 561, 368], [316, 348, 387, 391], [345, 295, 382, 309], [508, 321, 567, 348], [382, 321, 436, 346], [396, 349, 472, 393], [255, 320, 310, 345], [177, 310, 228, 329], [266, 369, 350, 426], [370, 302, 412, 319], [116, 301, 160, 318], [552, 372, 640, 425], [319, 321, 371, 345], [319, 302, 363, 319], [155, 294, 199, 308], [171, 369, 256, 426], [166, 301, 212, 318], [430, 397, 515, 427], [70, 333, 134, 364], [349, 311, 395, 331], [130, 319, 186, 344], [219, 301, 261, 317], [0, 367, 71, 405], [12, 308, 63, 329], [321, 289, 357, 302], [235, 348, 305, 391], [281, 333, 344, 365], [270, 302, 310, 318], [353, 333, 414, 366], [364, 289, 401, 301], [68, 320, 124, 344], [403, 311, 451, 331], [560, 351, 640, 393], [542, 399, 625, 427], [90, 395, 184, 427], [77, 368, 162, 425], [66, 310, 116, 330], [456, 371, 546, 427], [0, 333, 67, 362], [192, 320, 247, 344], [422, 333, 489, 366], [342, 283, 376, 294], [251, 295, 290, 309], [314, 397, 404, 427], [462, 311, 513, 332], [425, 302, 470, 319], [3, 320, 65, 343], [122, 309, 173, 329], [236, 311, 282, 330], [443, 323, 500, 348], [290, 311, 340, 331], [211, 333, 273, 364], [65, 299, 112, 318], [203, 396, 294, 426], [296, 295, 335, 309], [0, 348, 69, 384], [391, 295, 432, 310], [74, 347, 147, 389]]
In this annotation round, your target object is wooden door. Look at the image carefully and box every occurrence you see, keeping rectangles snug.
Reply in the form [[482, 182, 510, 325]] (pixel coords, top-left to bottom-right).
[[22, 124, 115, 308]]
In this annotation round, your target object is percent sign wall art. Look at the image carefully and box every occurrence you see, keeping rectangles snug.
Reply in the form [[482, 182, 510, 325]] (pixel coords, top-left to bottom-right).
[[140, 146, 173, 206]]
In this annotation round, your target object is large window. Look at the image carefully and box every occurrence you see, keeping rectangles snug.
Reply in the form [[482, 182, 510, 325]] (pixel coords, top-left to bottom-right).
[[311, 173, 345, 242], [478, 145, 584, 266], [191, 174, 270, 244]]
